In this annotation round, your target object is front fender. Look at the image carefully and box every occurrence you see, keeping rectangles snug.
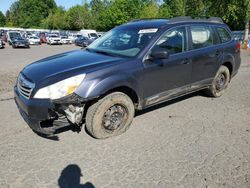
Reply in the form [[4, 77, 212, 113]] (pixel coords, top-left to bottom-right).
[[75, 73, 140, 100]]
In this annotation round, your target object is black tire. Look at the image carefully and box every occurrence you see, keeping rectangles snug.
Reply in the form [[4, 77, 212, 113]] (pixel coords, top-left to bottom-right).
[[86, 92, 135, 139], [205, 65, 230, 98]]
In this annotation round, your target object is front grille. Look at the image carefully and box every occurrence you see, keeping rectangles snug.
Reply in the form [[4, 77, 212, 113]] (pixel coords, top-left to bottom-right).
[[17, 74, 35, 99]]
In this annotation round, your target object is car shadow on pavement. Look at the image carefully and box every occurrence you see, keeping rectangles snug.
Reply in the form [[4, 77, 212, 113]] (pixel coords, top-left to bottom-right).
[[136, 91, 206, 116], [58, 164, 95, 188]]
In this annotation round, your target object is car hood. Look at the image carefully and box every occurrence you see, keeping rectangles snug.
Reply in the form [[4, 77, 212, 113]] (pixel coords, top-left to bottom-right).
[[22, 50, 124, 83], [29, 38, 40, 41], [50, 37, 61, 40]]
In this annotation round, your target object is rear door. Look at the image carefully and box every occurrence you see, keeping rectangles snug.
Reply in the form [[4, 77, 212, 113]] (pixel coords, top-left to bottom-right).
[[214, 26, 240, 72], [188, 24, 223, 86]]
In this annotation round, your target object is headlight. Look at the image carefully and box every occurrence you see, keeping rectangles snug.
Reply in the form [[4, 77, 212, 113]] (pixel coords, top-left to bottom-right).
[[34, 74, 86, 99]]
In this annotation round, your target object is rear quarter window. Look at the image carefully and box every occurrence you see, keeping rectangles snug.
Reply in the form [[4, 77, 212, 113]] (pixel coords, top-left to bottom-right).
[[216, 27, 232, 43]]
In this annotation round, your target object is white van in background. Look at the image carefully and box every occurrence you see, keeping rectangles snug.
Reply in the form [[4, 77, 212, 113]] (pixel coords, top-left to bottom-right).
[[80, 29, 98, 40]]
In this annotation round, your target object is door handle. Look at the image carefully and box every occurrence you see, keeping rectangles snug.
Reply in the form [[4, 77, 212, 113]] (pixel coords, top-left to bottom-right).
[[215, 50, 221, 56], [180, 58, 191, 65]]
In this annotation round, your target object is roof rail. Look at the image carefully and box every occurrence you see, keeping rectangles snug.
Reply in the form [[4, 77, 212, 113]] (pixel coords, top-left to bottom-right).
[[168, 16, 193, 23], [207, 17, 224, 23], [130, 18, 168, 22], [168, 16, 224, 24]]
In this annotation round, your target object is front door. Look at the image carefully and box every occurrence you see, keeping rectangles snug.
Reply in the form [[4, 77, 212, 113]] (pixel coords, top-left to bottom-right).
[[142, 26, 192, 105]]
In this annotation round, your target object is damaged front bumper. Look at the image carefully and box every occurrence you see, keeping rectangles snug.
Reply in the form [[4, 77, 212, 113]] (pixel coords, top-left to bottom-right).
[[14, 86, 86, 136]]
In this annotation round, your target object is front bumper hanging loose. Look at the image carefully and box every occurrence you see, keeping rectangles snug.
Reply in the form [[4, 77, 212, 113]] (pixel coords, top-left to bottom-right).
[[14, 86, 85, 135]]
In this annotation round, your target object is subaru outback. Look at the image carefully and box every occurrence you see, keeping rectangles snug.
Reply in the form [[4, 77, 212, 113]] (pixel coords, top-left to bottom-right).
[[14, 17, 241, 139]]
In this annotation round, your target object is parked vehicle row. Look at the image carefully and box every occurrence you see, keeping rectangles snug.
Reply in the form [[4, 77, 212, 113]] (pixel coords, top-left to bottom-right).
[[232, 31, 250, 48], [0, 29, 104, 49]]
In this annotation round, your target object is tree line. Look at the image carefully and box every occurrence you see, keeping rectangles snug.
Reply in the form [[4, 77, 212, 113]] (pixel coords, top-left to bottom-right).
[[0, 0, 249, 33]]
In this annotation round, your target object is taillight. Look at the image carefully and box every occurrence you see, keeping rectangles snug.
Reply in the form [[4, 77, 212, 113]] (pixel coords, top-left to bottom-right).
[[236, 41, 241, 52]]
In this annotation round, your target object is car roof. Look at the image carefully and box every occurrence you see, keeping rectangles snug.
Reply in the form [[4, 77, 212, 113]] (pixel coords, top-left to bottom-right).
[[119, 19, 169, 30], [118, 17, 226, 30]]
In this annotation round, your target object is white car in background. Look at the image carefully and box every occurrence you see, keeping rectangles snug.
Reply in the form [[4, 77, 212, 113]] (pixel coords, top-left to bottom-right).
[[61, 35, 72, 44], [68, 33, 82, 43], [28, 36, 41, 45], [47, 34, 62, 45]]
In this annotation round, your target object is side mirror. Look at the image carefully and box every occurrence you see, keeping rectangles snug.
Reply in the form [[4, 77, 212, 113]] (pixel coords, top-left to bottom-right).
[[150, 49, 169, 60]]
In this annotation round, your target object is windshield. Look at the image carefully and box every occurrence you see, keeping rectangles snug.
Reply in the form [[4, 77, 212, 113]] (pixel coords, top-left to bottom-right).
[[10, 32, 21, 39], [15, 37, 23, 40], [80, 36, 88, 40], [87, 28, 157, 57], [50, 35, 58, 38], [89, 33, 98, 38]]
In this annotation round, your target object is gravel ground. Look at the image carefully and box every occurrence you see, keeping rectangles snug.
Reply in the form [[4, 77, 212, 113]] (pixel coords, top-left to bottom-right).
[[0, 45, 249, 188]]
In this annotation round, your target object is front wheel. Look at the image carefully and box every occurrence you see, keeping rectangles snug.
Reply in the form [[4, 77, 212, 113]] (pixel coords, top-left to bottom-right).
[[205, 65, 230, 98], [86, 92, 135, 139]]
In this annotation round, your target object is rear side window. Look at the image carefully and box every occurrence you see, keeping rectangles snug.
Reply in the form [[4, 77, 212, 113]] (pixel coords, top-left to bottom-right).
[[190, 25, 213, 49], [216, 27, 231, 43]]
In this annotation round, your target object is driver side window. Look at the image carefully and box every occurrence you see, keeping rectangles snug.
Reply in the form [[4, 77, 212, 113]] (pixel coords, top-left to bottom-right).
[[152, 26, 187, 56]]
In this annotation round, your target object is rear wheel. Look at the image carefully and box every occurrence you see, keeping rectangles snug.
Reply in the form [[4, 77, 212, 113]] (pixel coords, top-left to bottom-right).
[[205, 65, 230, 97], [86, 92, 135, 139]]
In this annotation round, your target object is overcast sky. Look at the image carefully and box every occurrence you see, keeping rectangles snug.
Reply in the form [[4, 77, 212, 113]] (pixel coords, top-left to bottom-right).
[[0, 0, 85, 14]]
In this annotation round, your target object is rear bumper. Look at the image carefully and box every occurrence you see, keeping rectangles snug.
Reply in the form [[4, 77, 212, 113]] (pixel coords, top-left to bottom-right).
[[62, 40, 72, 44], [13, 43, 29, 47], [29, 41, 40, 45]]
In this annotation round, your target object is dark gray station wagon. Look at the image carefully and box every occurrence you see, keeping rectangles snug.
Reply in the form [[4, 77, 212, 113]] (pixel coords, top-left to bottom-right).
[[14, 17, 241, 139]]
